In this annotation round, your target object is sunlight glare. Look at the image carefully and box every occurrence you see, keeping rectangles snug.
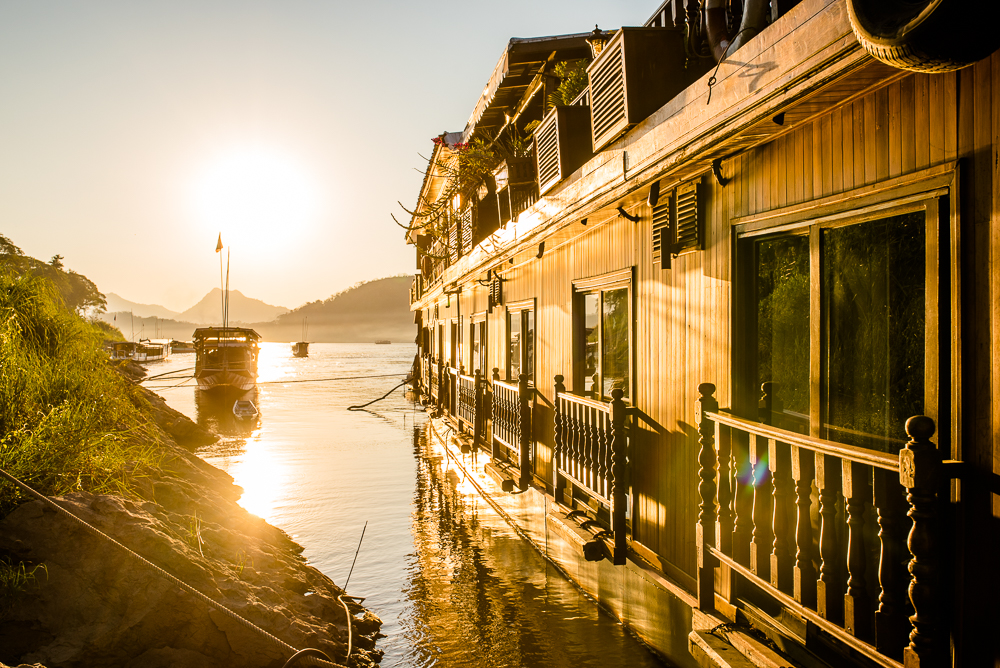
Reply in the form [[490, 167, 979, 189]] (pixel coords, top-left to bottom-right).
[[192, 147, 320, 251]]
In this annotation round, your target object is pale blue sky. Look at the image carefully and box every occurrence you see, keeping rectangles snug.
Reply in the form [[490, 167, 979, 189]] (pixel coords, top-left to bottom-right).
[[0, 1, 652, 310]]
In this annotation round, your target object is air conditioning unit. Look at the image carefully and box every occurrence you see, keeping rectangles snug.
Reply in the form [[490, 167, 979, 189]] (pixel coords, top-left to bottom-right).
[[588, 28, 696, 151], [534, 105, 595, 195]]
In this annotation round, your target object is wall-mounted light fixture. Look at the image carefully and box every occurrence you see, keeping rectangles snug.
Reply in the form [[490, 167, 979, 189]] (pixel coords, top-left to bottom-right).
[[536, 242, 545, 259], [617, 206, 640, 222], [647, 181, 661, 208]]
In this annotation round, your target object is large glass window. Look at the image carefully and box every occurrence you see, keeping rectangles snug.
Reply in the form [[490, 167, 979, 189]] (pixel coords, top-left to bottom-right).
[[470, 320, 485, 375], [578, 284, 631, 401], [751, 206, 933, 452]]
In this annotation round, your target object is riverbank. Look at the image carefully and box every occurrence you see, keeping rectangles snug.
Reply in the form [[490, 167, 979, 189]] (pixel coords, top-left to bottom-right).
[[0, 371, 384, 667]]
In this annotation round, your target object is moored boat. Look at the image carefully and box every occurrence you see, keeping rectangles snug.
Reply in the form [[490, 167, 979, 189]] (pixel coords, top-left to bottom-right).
[[291, 341, 309, 357], [193, 327, 261, 393], [133, 339, 171, 363], [232, 399, 258, 418]]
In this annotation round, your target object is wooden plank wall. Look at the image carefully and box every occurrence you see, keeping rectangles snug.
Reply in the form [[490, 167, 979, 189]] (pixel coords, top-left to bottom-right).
[[441, 64, 1000, 620]]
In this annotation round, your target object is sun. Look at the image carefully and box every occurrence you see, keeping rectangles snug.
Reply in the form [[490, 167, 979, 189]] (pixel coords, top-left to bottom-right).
[[191, 146, 320, 252]]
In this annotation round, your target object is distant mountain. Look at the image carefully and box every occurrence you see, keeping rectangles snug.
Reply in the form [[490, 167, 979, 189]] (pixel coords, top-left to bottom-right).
[[253, 276, 414, 343], [178, 288, 288, 325], [105, 293, 181, 320], [95, 277, 414, 343]]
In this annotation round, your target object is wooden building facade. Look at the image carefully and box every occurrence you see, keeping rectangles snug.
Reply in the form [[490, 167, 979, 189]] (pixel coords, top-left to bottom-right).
[[406, 1, 1000, 666]]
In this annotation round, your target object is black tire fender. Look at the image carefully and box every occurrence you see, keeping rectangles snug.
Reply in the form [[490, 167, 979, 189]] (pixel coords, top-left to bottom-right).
[[847, 0, 1000, 73]]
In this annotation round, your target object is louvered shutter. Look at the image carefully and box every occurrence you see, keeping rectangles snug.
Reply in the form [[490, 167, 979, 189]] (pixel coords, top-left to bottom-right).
[[535, 113, 560, 193], [651, 193, 672, 269], [674, 182, 701, 255], [460, 207, 473, 256], [589, 39, 626, 151]]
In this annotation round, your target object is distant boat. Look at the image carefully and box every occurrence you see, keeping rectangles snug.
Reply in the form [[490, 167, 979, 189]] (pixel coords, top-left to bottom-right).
[[232, 399, 259, 418], [133, 339, 171, 363], [108, 341, 136, 361], [292, 317, 310, 357], [193, 327, 261, 393], [170, 339, 195, 353], [375, 339, 391, 345]]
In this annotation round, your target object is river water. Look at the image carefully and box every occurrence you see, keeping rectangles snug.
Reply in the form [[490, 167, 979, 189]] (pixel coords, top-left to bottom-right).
[[143, 342, 665, 667]]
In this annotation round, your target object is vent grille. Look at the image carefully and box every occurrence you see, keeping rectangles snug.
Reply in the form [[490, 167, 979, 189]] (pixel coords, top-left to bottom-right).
[[651, 192, 671, 268], [535, 113, 560, 192], [590, 40, 626, 149], [675, 183, 700, 254]]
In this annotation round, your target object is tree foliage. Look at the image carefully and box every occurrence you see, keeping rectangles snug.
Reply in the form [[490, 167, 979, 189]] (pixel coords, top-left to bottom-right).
[[0, 236, 106, 315]]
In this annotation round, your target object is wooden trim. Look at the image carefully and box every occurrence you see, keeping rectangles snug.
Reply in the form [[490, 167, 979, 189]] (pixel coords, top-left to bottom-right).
[[572, 267, 633, 292], [706, 411, 899, 471], [733, 162, 957, 234], [505, 298, 535, 312]]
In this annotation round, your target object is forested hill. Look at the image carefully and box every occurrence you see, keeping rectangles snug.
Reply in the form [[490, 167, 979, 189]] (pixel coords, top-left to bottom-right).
[[0, 235, 106, 315], [254, 275, 414, 343]]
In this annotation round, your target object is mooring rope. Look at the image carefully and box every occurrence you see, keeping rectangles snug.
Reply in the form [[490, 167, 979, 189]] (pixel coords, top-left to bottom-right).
[[347, 377, 413, 410], [0, 467, 348, 668], [143, 371, 411, 390]]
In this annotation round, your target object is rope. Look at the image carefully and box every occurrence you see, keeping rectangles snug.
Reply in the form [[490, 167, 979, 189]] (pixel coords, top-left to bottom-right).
[[0, 467, 348, 668], [143, 371, 411, 390], [347, 377, 413, 410]]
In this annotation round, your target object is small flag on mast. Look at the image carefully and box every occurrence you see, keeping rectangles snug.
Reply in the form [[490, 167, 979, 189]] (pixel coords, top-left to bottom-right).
[[216, 234, 223, 253]]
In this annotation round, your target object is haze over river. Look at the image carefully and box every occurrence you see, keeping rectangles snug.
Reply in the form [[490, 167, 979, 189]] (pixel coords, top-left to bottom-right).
[[143, 342, 665, 667]]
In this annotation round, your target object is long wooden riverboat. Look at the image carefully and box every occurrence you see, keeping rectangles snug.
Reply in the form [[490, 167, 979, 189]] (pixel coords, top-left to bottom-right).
[[193, 327, 260, 393], [404, 2, 1000, 666]]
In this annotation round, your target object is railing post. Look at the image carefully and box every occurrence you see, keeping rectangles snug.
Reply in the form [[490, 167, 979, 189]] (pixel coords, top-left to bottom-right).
[[610, 388, 628, 566], [473, 369, 483, 451], [553, 375, 566, 498], [437, 361, 445, 410], [490, 369, 500, 460], [696, 382, 719, 611], [517, 373, 531, 490], [900, 416, 943, 668]]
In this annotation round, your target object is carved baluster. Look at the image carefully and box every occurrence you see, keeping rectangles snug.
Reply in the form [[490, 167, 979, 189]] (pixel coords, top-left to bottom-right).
[[874, 466, 908, 659], [791, 445, 817, 607], [610, 388, 627, 565], [769, 439, 793, 592], [732, 429, 752, 567], [586, 405, 597, 492], [696, 383, 719, 611], [553, 375, 566, 495], [843, 460, 873, 640], [901, 416, 942, 668], [816, 453, 843, 622], [600, 409, 611, 498], [492, 367, 500, 382], [716, 422, 733, 556], [750, 435, 773, 580]]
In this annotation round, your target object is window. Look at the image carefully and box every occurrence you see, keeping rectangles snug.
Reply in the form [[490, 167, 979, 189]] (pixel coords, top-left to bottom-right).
[[743, 197, 941, 453], [506, 300, 535, 383], [574, 269, 632, 401], [470, 319, 486, 375]]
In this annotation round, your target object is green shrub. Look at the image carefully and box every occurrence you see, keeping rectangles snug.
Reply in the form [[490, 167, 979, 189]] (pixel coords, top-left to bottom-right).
[[0, 271, 161, 514]]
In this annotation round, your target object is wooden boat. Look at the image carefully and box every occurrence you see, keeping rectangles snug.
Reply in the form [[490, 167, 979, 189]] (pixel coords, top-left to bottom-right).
[[193, 327, 261, 393], [232, 399, 258, 418], [375, 339, 391, 345], [133, 339, 171, 363], [291, 341, 309, 357], [108, 341, 136, 361]]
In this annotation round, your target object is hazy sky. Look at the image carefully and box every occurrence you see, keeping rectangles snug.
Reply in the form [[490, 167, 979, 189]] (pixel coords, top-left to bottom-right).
[[0, 0, 651, 311]]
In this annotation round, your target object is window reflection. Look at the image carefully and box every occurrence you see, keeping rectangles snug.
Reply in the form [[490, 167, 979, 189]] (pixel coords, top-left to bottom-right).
[[602, 288, 629, 399]]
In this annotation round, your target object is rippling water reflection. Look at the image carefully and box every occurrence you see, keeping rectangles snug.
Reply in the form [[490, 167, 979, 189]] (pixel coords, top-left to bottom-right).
[[144, 343, 663, 667]]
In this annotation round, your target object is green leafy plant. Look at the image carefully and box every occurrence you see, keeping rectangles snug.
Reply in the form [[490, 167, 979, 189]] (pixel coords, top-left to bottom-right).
[[547, 60, 589, 107], [0, 557, 48, 611]]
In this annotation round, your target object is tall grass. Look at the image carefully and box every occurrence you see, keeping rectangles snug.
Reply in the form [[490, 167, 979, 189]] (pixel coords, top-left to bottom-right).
[[0, 271, 162, 514]]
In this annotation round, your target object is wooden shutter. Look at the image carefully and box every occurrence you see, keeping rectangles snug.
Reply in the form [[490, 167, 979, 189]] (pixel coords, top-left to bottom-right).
[[673, 182, 701, 255], [651, 192, 672, 269]]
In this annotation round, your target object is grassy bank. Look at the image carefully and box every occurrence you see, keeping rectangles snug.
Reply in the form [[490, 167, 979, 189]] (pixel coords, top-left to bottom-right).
[[0, 271, 161, 515]]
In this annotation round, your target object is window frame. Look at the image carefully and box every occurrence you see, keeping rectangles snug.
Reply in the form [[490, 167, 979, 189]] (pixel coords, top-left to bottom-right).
[[572, 268, 634, 402], [470, 313, 487, 376], [506, 298, 536, 383], [733, 165, 958, 452]]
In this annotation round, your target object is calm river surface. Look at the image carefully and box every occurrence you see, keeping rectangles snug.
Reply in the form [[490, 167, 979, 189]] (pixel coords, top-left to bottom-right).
[[143, 342, 665, 667]]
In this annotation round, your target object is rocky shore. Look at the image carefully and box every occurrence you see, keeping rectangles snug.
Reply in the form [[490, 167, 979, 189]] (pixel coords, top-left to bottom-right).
[[0, 372, 383, 667]]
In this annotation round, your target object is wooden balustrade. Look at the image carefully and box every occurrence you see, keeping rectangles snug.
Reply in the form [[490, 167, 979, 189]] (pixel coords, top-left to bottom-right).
[[429, 359, 440, 403], [696, 383, 946, 667], [456, 370, 486, 448], [491, 374, 532, 488], [554, 376, 628, 565]]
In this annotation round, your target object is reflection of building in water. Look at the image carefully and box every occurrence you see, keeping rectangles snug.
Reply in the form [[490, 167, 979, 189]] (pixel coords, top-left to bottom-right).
[[404, 428, 663, 668]]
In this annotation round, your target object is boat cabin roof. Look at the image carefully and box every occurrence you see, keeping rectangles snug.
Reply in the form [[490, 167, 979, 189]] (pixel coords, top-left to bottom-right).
[[192, 327, 261, 343]]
